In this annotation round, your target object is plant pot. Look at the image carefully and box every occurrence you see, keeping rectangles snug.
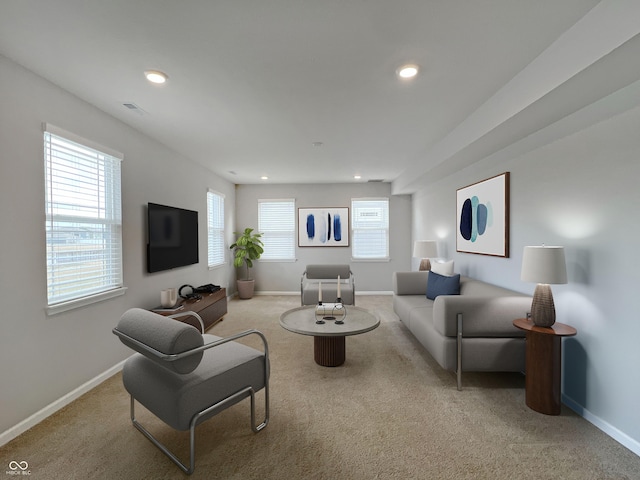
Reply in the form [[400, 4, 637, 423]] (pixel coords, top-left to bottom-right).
[[236, 279, 255, 299]]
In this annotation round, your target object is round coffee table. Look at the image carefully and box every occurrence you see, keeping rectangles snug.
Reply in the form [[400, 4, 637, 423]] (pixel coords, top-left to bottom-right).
[[279, 305, 380, 367]]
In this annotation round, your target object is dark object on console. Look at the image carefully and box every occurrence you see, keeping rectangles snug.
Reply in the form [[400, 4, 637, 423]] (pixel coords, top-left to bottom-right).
[[194, 283, 221, 293], [179, 284, 221, 300], [179, 285, 202, 301]]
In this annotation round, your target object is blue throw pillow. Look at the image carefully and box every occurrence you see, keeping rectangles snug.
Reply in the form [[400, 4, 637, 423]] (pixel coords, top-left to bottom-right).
[[426, 271, 461, 300]]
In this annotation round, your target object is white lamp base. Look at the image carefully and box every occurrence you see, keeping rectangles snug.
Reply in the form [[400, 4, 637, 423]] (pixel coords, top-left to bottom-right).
[[531, 283, 556, 327]]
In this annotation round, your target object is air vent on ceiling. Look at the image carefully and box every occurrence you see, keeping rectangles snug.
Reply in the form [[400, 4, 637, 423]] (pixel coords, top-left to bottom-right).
[[368, 179, 384, 183], [122, 102, 146, 115]]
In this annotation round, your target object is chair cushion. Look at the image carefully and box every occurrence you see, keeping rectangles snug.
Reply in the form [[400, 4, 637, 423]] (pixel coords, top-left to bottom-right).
[[305, 264, 351, 279], [116, 308, 204, 374], [122, 334, 266, 431], [426, 272, 461, 300]]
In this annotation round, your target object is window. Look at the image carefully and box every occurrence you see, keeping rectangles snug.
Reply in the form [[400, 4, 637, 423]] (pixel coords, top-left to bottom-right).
[[207, 189, 225, 268], [258, 199, 295, 261], [44, 124, 124, 314], [351, 198, 389, 260]]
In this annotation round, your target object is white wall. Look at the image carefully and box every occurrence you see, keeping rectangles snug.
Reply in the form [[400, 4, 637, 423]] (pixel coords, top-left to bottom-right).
[[0, 56, 236, 436], [411, 104, 640, 453], [234, 183, 412, 294]]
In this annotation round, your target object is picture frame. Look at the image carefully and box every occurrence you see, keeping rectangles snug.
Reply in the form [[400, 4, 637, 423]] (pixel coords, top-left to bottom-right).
[[456, 172, 509, 257], [298, 207, 349, 247]]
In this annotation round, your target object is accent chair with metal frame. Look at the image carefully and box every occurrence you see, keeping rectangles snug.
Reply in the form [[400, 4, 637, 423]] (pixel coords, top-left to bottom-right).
[[113, 308, 269, 475], [301, 264, 355, 306]]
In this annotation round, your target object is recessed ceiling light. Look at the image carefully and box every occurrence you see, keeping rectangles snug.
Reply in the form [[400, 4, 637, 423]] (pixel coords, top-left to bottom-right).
[[354, 175, 362, 180], [261, 176, 269, 180], [144, 70, 168, 84], [397, 64, 419, 79]]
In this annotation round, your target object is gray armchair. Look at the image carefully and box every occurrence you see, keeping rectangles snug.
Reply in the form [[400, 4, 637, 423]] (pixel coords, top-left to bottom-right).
[[301, 264, 355, 305], [113, 308, 269, 475]]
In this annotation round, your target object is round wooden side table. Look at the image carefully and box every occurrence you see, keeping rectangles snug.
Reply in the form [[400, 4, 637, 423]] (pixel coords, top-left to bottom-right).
[[513, 318, 577, 415]]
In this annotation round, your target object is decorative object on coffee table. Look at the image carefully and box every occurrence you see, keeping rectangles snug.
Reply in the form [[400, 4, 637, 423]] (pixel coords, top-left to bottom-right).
[[315, 302, 346, 324], [413, 240, 438, 271], [314, 281, 346, 324], [521, 245, 567, 327]]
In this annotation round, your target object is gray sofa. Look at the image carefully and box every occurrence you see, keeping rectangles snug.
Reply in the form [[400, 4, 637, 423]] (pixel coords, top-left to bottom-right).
[[392, 271, 531, 389]]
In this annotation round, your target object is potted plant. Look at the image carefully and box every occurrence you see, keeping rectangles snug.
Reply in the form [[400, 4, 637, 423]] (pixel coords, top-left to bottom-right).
[[230, 227, 264, 299]]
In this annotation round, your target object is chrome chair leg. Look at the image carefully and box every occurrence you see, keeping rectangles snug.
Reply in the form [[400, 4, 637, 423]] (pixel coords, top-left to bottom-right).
[[130, 396, 194, 474], [250, 382, 269, 433], [457, 313, 463, 391], [129, 383, 269, 475]]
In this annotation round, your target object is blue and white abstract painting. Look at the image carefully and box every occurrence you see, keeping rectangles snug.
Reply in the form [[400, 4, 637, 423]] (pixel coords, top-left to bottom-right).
[[456, 172, 509, 257], [298, 208, 349, 247]]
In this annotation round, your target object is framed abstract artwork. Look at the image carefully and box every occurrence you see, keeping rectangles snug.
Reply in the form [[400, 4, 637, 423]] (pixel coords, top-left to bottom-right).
[[456, 172, 509, 257], [298, 208, 349, 247]]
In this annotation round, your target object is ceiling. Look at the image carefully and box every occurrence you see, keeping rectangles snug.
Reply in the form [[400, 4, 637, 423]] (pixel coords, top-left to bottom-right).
[[2, 1, 639, 193]]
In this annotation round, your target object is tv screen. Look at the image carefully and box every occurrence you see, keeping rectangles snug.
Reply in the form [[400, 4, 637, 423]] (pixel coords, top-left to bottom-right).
[[147, 203, 199, 273]]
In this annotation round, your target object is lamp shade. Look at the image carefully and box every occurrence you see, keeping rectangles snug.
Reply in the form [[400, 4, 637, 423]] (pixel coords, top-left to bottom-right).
[[521, 246, 567, 284], [413, 241, 438, 259]]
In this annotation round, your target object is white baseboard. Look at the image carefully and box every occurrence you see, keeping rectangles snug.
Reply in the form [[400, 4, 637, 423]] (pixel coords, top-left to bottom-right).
[[0, 360, 126, 447], [252, 291, 393, 296], [253, 291, 298, 296], [563, 393, 640, 457]]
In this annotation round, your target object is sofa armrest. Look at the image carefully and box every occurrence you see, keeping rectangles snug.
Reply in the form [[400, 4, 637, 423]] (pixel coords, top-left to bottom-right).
[[392, 271, 429, 296], [432, 295, 531, 337]]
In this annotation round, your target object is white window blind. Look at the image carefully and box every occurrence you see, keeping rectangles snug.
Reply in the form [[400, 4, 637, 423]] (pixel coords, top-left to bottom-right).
[[207, 189, 225, 268], [44, 124, 124, 309], [351, 198, 389, 260], [258, 199, 295, 260]]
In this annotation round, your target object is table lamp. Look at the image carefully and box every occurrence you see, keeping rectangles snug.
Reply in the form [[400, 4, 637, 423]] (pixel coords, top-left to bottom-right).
[[413, 241, 438, 271], [520, 246, 567, 327]]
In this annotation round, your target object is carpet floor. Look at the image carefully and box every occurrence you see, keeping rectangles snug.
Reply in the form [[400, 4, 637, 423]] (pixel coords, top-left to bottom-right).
[[2, 295, 639, 479]]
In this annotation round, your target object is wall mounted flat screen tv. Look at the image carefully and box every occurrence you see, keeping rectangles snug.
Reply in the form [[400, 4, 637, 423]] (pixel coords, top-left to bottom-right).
[[147, 203, 199, 273]]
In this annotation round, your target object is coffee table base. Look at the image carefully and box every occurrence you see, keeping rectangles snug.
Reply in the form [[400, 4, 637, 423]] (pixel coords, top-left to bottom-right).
[[314, 336, 346, 367]]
